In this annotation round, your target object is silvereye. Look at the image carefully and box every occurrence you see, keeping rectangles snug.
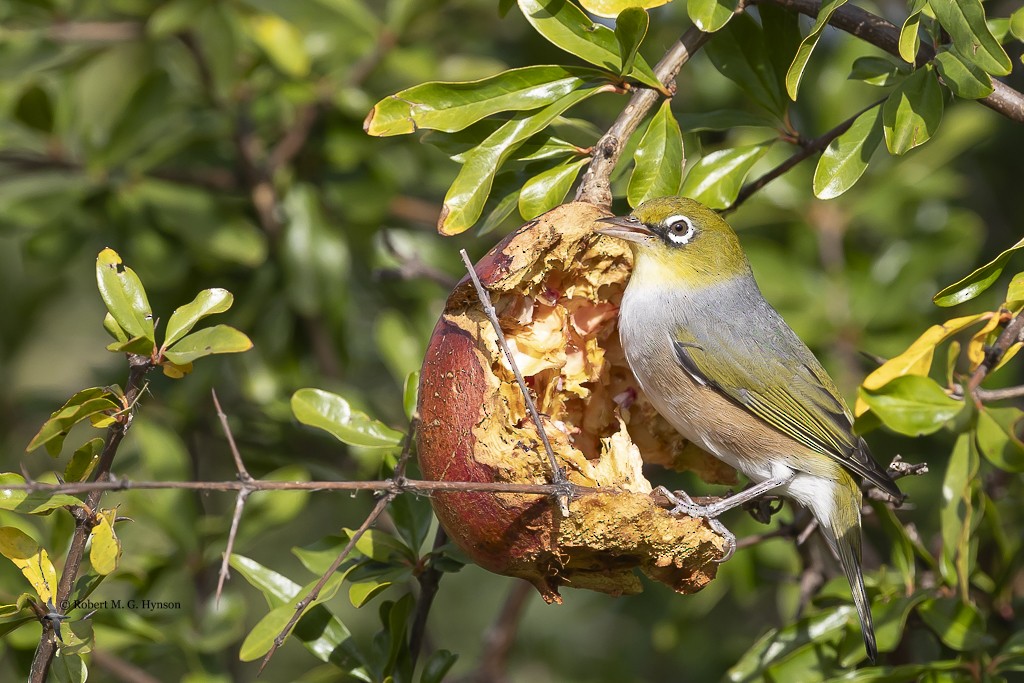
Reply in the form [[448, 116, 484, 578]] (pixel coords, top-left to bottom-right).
[[596, 196, 901, 662]]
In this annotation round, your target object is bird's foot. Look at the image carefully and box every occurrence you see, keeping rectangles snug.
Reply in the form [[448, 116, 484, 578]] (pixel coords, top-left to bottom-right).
[[654, 486, 736, 563]]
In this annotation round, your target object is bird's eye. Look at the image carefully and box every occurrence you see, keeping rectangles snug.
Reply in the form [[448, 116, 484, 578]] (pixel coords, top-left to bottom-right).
[[664, 215, 696, 245]]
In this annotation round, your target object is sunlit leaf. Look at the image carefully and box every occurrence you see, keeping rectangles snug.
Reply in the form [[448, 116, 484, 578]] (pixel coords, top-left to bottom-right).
[[439, 86, 606, 234], [680, 142, 770, 209], [934, 50, 993, 100], [858, 375, 965, 436], [785, 0, 849, 100], [1011, 7, 1024, 41], [687, 0, 736, 33], [1007, 271, 1024, 307], [27, 388, 121, 456], [0, 473, 82, 514], [614, 7, 648, 76], [934, 236, 1024, 306], [627, 100, 684, 207], [403, 371, 419, 421], [939, 433, 979, 596], [365, 66, 606, 136], [89, 509, 121, 575], [517, 0, 665, 91], [0, 526, 57, 603], [291, 388, 404, 447], [813, 104, 883, 199], [163, 288, 233, 348], [518, 157, 589, 219], [50, 652, 87, 683], [882, 64, 943, 155], [727, 606, 855, 681], [578, 0, 670, 18], [349, 581, 392, 608], [929, 0, 1011, 76], [163, 325, 253, 364], [96, 248, 155, 343], [966, 311, 1002, 368], [976, 407, 1024, 472], [898, 0, 926, 63], [239, 572, 346, 661]]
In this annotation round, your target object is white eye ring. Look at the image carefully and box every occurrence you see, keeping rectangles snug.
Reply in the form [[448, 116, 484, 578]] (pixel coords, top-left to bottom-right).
[[665, 215, 696, 245]]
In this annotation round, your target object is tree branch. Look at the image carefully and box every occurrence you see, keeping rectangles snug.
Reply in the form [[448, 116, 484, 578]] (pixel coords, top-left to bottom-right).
[[966, 309, 1024, 398], [750, 0, 1024, 123], [409, 527, 448, 668], [29, 356, 153, 683], [574, 25, 712, 208]]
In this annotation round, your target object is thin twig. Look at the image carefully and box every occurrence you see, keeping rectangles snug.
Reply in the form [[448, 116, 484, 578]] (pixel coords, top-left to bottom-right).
[[458, 250, 572, 516], [409, 527, 448, 668], [726, 98, 886, 214], [29, 356, 152, 683], [212, 389, 252, 481], [750, 0, 1024, 123], [215, 489, 250, 606], [574, 25, 712, 208], [258, 493, 394, 675]]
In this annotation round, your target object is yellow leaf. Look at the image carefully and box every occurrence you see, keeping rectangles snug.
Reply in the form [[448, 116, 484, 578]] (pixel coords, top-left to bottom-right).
[[0, 527, 57, 603], [578, 0, 671, 18], [856, 312, 990, 416], [90, 510, 121, 576], [967, 313, 1004, 369]]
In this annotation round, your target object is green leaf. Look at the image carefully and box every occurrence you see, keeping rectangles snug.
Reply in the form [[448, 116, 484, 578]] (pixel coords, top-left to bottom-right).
[[0, 474, 82, 514], [627, 100, 684, 207], [848, 56, 907, 86], [163, 325, 253, 364], [102, 313, 128, 343], [727, 606, 855, 681], [518, 157, 588, 220], [65, 438, 103, 483], [96, 248, 155, 344], [1007, 271, 1024, 306], [239, 571, 347, 661], [940, 433, 979, 595], [917, 598, 995, 651], [106, 336, 157, 355], [163, 288, 234, 348], [478, 179, 521, 236], [976, 407, 1024, 472], [785, 0, 849, 100], [50, 653, 87, 683], [680, 142, 770, 210], [687, 0, 736, 33], [929, 0, 1012, 76], [934, 236, 1024, 306], [899, 0, 927, 63], [704, 14, 787, 117], [89, 510, 120, 575], [675, 109, 777, 132], [873, 590, 929, 653], [421, 649, 458, 683], [1011, 7, 1024, 41], [439, 86, 605, 234], [403, 371, 420, 421], [364, 66, 606, 136], [27, 388, 120, 456], [349, 581, 392, 608], [292, 388, 404, 447], [517, 0, 665, 91], [934, 49, 993, 99], [0, 526, 57, 603], [813, 105, 883, 199], [614, 7, 648, 76], [858, 375, 965, 436], [348, 528, 416, 563], [882, 64, 943, 155]]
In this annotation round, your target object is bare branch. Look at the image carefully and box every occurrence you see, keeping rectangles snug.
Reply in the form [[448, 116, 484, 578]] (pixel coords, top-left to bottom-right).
[[459, 250, 572, 515], [750, 0, 1024, 123], [409, 527, 448, 667], [212, 389, 252, 482], [966, 310, 1024, 398], [575, 26, 711, 208], [259, 493, 394, 675], [30, 356, 153, 682]]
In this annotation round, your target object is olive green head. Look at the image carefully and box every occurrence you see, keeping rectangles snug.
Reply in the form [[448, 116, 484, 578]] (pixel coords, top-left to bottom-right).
[[596, 196, 750, 287]]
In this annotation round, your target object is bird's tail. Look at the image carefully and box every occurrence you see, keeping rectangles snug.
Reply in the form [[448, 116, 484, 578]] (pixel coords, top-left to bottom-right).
[[817, 474, 877, 662]]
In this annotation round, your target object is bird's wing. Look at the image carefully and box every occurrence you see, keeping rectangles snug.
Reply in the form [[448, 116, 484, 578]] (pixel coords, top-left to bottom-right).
[[671, 306, 900, 499]]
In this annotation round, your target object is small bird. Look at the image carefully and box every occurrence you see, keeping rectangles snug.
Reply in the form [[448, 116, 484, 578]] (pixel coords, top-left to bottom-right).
[[596, 196, 901, 662]]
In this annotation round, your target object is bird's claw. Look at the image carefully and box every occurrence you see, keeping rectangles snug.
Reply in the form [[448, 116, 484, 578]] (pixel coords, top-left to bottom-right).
[[654, 486, 736, 563]]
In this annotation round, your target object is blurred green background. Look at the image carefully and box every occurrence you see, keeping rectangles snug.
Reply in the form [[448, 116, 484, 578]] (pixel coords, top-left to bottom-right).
[[1, 0, 1023, 681]]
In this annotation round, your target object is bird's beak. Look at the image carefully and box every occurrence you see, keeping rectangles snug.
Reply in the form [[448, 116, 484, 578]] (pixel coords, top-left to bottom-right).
[[595, 216, 652, 243]]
